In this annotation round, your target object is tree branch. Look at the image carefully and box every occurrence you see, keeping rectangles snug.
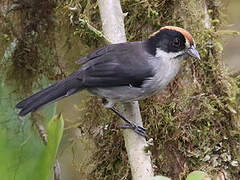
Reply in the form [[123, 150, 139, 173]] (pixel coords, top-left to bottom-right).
[[98, 0, 153, 179]]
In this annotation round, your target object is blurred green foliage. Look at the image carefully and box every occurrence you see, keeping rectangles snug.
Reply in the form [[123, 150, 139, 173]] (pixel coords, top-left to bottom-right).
[[0, 1, 64, 179], [0, 77, 63, 180]]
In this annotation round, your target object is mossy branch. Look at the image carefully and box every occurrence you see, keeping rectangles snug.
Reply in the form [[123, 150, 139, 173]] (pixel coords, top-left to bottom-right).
[[98, 0, 153, 179]]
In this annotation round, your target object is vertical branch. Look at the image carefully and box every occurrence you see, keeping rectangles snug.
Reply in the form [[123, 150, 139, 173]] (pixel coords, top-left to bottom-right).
[[98, 0, 153, 179], [98, 0, 126, 43], [203, 0, 211, 29]]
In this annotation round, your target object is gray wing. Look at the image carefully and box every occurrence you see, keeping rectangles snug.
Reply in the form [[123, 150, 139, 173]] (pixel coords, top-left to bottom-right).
[[77, 42, 155, 88]]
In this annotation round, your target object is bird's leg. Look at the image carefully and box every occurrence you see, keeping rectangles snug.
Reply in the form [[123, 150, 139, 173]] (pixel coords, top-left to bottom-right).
[[102, 98, 147, 138], [109, 107, 147, 137]]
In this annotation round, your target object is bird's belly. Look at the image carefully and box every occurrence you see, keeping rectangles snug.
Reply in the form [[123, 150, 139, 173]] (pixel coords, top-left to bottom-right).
[[88, 86, 156, 103]]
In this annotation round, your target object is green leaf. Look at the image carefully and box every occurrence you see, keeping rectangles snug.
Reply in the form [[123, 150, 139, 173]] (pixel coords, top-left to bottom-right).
[[33, 115, 64, 180], [0, 77, 62, 180], [186, 171, 210, 180]]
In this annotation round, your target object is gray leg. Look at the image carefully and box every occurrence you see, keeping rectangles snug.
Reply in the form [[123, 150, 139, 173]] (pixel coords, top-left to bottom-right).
[[102, 98, 147, 138]]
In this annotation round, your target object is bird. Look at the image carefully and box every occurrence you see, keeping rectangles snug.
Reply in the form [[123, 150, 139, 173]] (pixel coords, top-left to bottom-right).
[[16, 26, 200, 137]]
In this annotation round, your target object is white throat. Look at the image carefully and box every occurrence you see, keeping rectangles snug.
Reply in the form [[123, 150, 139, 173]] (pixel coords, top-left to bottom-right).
[[154, 48, 183, 88], [155, 48, 185, 61]]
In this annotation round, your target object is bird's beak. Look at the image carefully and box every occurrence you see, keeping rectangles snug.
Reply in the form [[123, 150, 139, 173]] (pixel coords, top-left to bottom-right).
[[187, 46, 201, 60]]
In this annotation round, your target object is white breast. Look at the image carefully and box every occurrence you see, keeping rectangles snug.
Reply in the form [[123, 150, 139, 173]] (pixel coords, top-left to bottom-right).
[[157, 58, 181, 87], [142, 50, 182, 96]]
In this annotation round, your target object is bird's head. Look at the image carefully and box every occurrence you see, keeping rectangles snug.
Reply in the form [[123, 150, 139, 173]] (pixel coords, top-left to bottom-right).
[[145, 26, 200, 61]]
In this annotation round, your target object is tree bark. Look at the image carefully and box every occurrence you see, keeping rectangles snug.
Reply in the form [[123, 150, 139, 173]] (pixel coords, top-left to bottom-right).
[[98, 0, 153, 179]]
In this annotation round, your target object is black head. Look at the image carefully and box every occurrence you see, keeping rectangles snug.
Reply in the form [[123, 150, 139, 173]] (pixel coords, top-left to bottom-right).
[[144, 26, 200, 60]]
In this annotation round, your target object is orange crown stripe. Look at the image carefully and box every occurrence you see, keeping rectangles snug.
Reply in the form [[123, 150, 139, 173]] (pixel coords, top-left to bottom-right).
[[150, 26, 194, 45]]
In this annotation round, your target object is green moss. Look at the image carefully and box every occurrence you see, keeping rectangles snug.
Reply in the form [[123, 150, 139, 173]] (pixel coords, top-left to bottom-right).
[[60, 0, 104, 47], [70, 0, 240, 179], [1, 0, 60, 95]]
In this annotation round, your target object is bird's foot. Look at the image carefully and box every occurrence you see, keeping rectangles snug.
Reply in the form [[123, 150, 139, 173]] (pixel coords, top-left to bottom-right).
[[102, 99, 148, 138], [118, 123, 148, 138]]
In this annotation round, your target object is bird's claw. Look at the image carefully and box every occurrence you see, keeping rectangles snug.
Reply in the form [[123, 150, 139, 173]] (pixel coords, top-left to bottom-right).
[[118, 123, 148, 138]]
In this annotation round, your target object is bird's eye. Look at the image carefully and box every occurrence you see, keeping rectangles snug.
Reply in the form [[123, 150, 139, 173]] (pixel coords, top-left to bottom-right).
[[172, 38, 180, 48]]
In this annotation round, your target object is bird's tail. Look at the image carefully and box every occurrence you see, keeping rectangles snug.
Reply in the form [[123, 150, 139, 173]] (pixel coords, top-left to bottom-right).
[[16, 76, 84, 116]]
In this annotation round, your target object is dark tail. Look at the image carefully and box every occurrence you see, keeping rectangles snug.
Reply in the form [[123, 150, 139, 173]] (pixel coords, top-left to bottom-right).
[[16, 77, 84, 116]]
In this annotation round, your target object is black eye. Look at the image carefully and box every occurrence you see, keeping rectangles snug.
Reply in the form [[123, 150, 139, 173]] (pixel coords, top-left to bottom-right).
[[172, 38, 180, 48]]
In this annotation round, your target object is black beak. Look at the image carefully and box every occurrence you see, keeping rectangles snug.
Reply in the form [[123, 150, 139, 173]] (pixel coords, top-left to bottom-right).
[[187, 46, 201, 60]]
